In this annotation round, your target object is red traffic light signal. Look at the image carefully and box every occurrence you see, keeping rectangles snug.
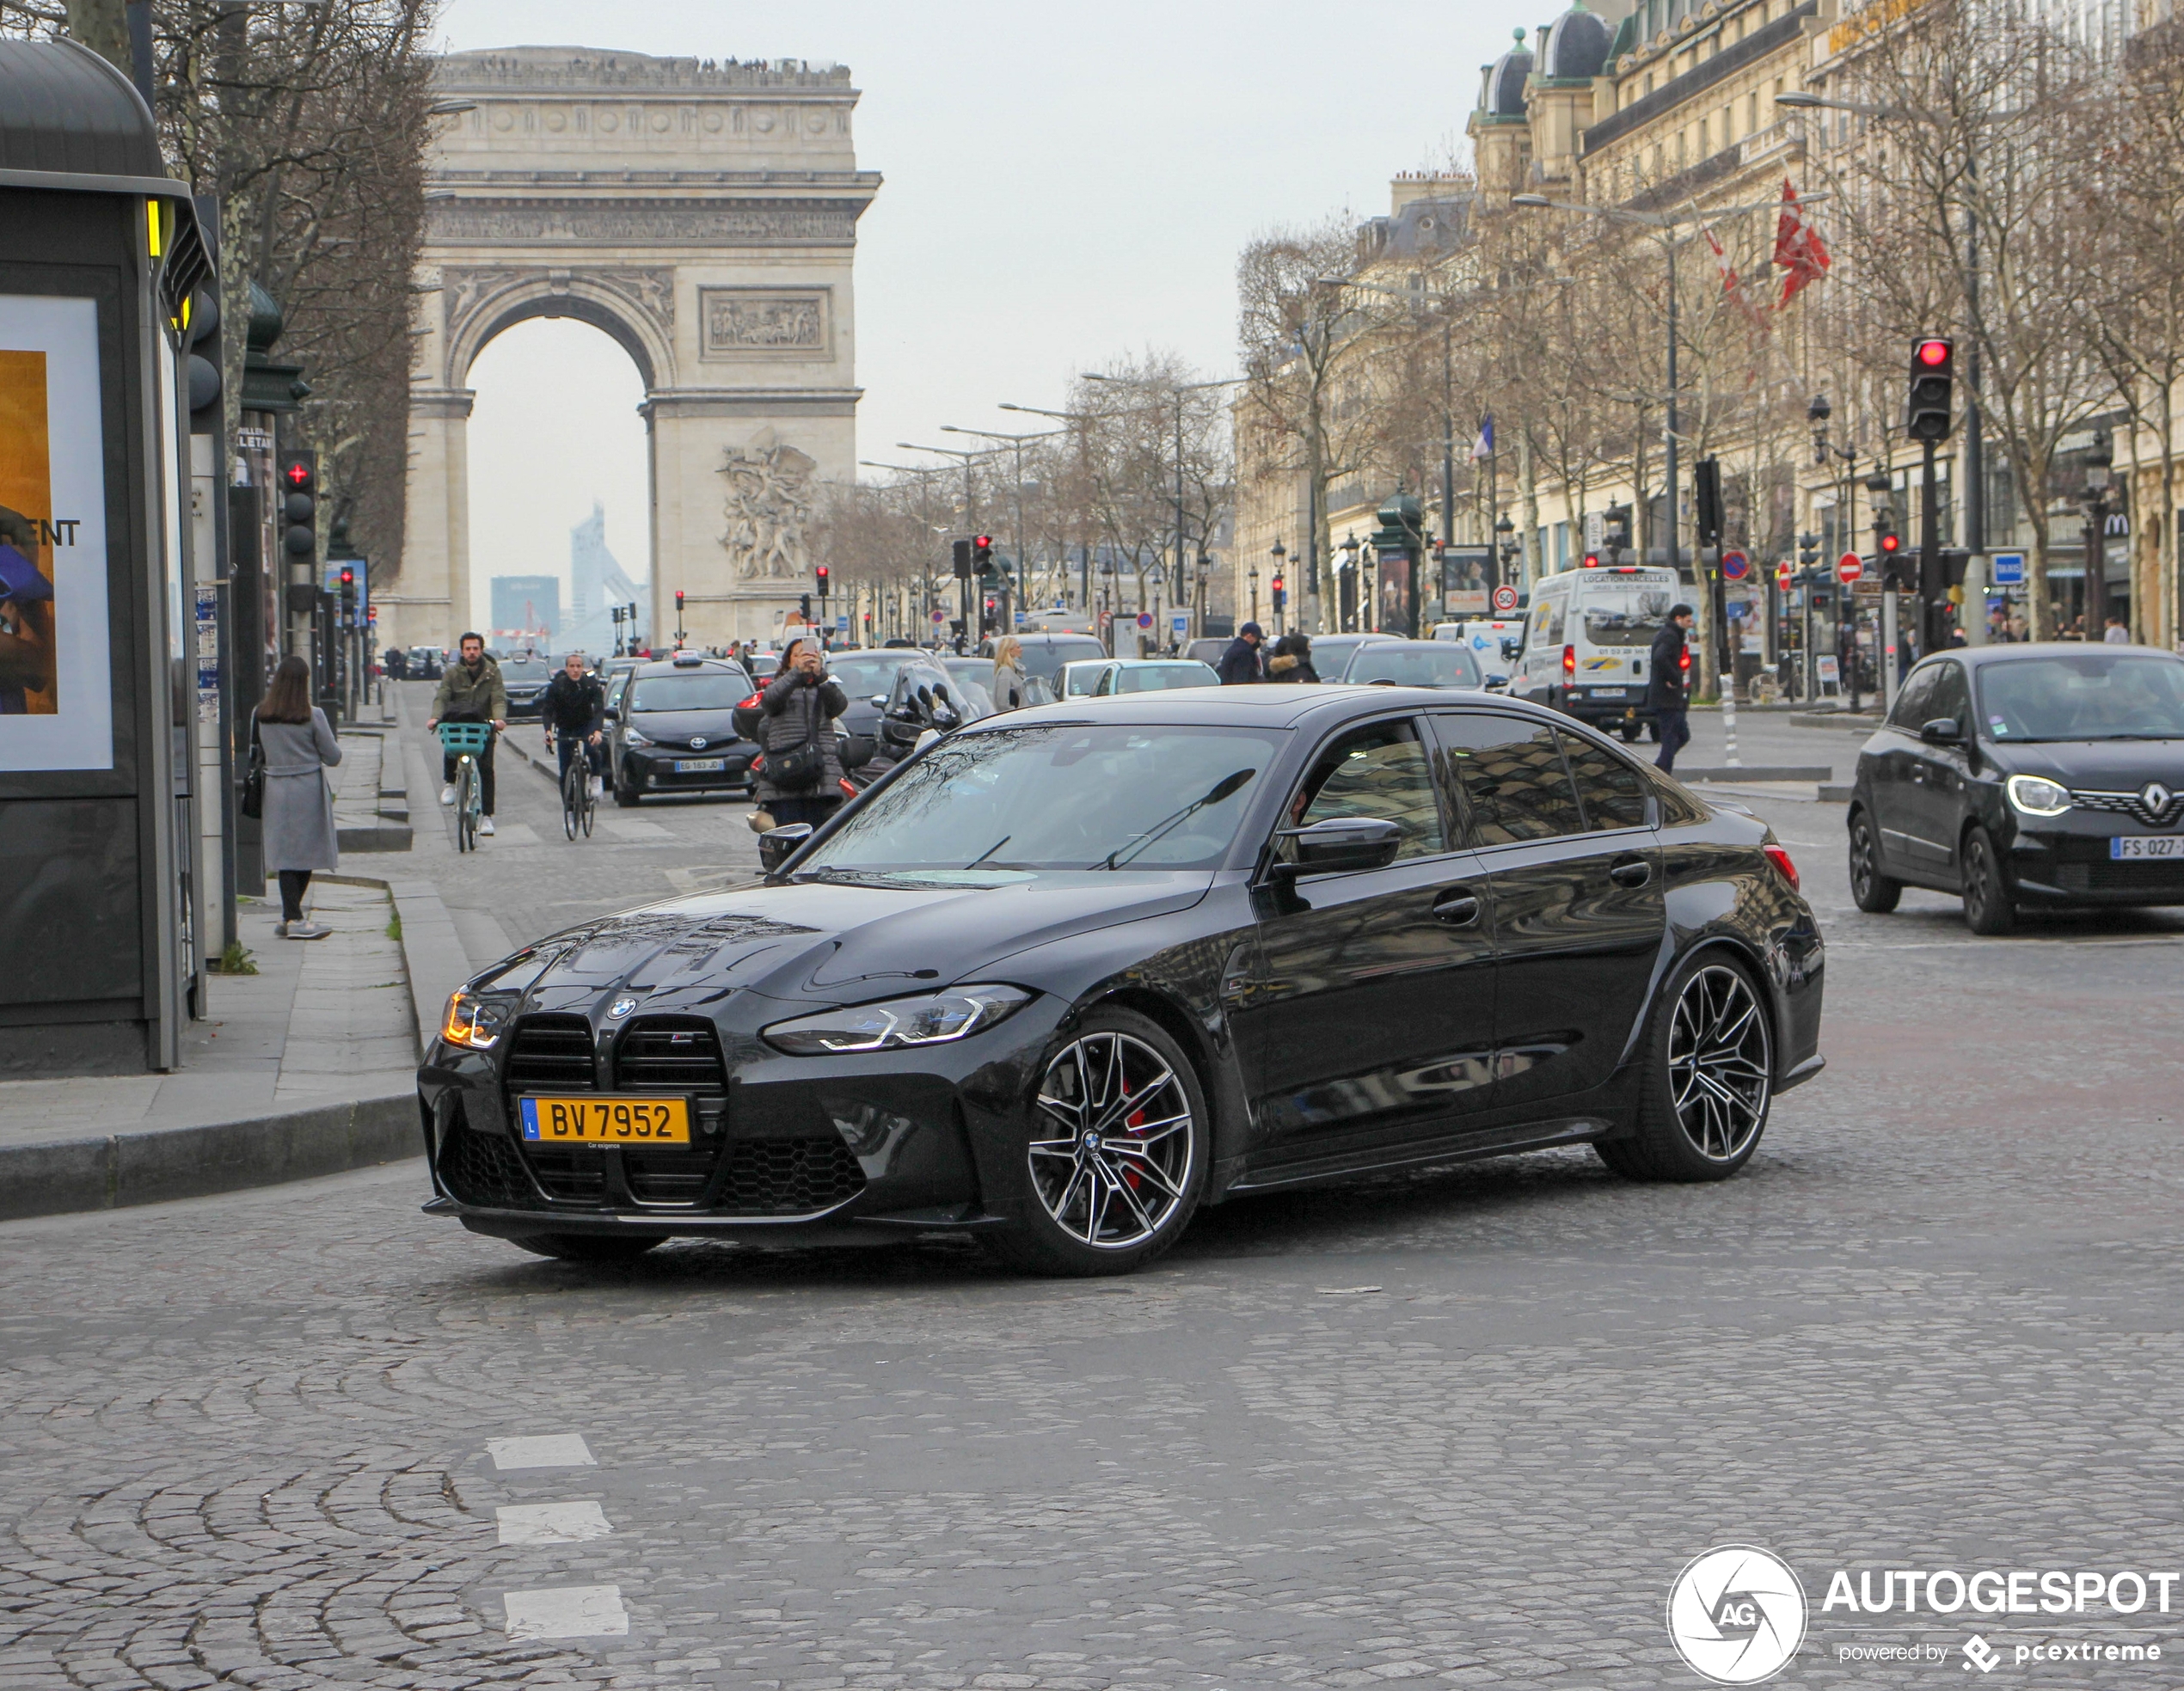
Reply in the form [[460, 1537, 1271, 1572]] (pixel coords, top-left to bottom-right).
[[1916, 338, 1951, 366], [1270, 573, 1284, 594], [814, 563, 830, 597], [1582, 552, 1600, 568], [1880, 532, 1900, 554], [1907, 336, 1954, 442], [338, 566, 353, 586], [283, 457, 312, 488], [975, 535, 992, 550]]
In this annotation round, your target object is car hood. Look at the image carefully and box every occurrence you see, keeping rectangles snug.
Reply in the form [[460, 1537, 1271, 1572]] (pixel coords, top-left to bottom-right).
[[1986, 738, 2184, 791], [481, 871, 1216, 1018], [625, 708, 747, 744]]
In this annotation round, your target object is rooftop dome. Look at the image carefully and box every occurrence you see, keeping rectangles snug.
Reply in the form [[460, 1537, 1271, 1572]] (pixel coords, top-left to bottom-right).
[[1481, 28, 1534, 117], [1541, 2, 1615, 80]]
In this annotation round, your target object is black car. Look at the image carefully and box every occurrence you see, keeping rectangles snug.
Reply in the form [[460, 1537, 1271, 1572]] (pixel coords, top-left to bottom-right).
[[420, 688, 1823, 1273], [1848, 643, 2184, 934], [604, 654, 757, 806], [500, 656, 554, 719]]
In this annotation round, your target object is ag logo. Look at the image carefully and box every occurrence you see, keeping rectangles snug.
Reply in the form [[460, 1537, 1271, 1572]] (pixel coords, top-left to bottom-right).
[[1666, 1545, 1807, 1684]]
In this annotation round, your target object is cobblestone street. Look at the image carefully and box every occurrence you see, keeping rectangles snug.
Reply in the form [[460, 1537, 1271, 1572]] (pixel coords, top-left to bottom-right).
[[3, 773, 2181, 1688]]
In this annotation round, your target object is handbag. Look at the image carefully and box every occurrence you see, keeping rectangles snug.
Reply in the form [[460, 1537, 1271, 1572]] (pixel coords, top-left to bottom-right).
[[766, 689, 825, 792], [239, 714, 267, 819]]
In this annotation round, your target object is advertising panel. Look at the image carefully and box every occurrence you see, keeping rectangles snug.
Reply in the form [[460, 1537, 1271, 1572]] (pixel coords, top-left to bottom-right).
[[0, 295, 113, 771]]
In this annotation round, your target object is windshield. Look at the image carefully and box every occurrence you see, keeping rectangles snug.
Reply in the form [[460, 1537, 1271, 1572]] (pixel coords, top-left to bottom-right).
[[1115, 662, 1218, 692], [801, 724, 1284, 874], [1580, 586, 1672, 647], [501, 659, 551, 682], [628, 671, 752, 713], [830, 652, 921, 699], [1346, 645, 1483, 688], [1016, 639, 1107, 682], [1978, 653, 2184, 741], [1062, 664, 1107, 697]]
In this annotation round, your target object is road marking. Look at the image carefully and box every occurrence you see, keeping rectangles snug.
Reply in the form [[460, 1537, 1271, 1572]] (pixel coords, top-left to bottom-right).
[[486, 1434, 596, 1470], [502, 1584, 629, 1639], [602, 818, 672, 840], [497, 1501, 613, 1545]]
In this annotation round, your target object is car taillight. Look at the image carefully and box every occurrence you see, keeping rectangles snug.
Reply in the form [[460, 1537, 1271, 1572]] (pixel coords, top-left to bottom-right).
[[1764, 842, 1800, 891], [1562, 644, 1576, 680]]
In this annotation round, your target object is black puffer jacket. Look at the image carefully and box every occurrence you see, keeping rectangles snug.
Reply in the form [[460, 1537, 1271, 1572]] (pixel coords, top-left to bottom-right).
[[1647, 622, 1690, 712], [755, 668, 847, 800], [541, 671, 605, 737]]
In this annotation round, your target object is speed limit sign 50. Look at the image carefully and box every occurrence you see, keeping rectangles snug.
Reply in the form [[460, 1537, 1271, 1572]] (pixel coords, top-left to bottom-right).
[[1492, 584, 1519, 614]]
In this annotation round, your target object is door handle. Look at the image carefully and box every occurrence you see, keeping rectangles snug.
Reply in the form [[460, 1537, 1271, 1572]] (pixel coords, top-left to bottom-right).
[[1609, 857, 1652, 888], [1432, 889, 1482, 926]]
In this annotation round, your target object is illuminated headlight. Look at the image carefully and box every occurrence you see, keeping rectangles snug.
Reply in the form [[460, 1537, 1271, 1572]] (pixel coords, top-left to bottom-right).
[[440, 990, 507, 1050], [762, 984, 1033, 1055], [2006, 774, 2071, 817], [623, 727, 654, 748]]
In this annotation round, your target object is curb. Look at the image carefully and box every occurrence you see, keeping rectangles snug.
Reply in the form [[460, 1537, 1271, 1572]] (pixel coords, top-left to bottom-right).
[[1788, 712, 1884, 732], [338, 823, 414, 852], [319, 873, 474, 1054], [0, 1093, 417, 1222], [1818, 783, 1854, 802]]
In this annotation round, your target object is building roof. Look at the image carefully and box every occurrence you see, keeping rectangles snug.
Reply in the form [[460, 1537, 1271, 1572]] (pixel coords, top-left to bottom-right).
[[1540, 3, 1616, 80], [1480, 30, 1535, 117]]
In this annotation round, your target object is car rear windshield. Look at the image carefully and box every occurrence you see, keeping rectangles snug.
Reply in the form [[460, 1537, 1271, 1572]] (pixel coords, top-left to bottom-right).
[[628, 671, 751, 712], [1579, 585, 1673, 647], [500, 659, 551, 681], [1346, 645, 1482, 687], [1116, 663, 1218, 692], [1978, 652, 2184, 741], [801, 724, 1285, 873], [1016, 639, 1107, 681], [829, 653, 921, 699]]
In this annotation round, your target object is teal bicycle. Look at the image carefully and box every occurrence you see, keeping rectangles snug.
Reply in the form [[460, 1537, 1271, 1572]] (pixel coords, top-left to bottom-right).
[[438, 721, 493, 852]]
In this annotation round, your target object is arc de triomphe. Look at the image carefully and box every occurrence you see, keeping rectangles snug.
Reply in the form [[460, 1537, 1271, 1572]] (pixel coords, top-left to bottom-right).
[[384, 46, 877, 653]]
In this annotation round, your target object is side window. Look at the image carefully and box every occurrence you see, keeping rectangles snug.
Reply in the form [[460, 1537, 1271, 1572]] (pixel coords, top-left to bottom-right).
[[1560, 729, 1651, 831], [1279, 719, 1446, 863], [1888, 663, 1942, 729], [1436, 714, 1587, 844], [1527, 593, 1565, 654], [1927, 660, 1971, 726]]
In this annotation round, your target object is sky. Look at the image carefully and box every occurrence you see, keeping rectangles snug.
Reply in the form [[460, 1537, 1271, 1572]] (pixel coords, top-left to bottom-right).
[[441, 0, 1548, 625]]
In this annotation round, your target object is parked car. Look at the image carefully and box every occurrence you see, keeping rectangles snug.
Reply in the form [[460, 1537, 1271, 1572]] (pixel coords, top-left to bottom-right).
[[1335, 640, 1486, 691], [1512, 564, 1680, 740], [1847, 644, 2184, 934], [420, 688, 1823, 1272], [604, 654, 757, 806], [1432, 619, 1526, 689], [499, 655, 555, 719]]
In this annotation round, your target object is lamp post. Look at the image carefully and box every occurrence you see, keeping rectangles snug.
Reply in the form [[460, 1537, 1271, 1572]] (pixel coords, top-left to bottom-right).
[[2082, 429, 2115, 639], [864, 459, 953, 646], [941, 423, 1063, 635], [1081, 372, 1244, 632], [1248, 565, 1261, 629], [899, 439, 997, 653], [1340, 532, 1361, 632]]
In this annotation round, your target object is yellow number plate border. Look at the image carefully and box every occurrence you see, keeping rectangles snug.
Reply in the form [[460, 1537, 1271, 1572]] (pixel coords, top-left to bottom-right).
[[518, 1094, 693, 1145]]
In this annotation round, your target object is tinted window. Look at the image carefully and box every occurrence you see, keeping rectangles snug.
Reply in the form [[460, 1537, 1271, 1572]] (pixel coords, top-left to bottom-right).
[[1281, 720, 1445, 862], [1926, 660, 1971, 726], [1888, 664, 1942, 729], [1560, 730, 1650, 831], [1437, 714, 1586, 844], [830, 653, 921, 699], [1116, 662, 1219, 692], [1976, 652, 2184, 741], [628, 670, 752, 712], [1016, 639, 1107, 682], [501, 659, 552, 682], [1346, 644, 1483, 688]]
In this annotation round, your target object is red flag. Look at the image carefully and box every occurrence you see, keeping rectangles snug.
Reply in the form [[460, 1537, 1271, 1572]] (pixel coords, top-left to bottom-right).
[[1773, 177, 1830, 305], [1706, 222, 1769, 333]]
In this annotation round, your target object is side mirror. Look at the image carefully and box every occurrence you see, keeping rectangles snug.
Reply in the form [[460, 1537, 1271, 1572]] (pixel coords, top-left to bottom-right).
[[758, 822, 814, 875], [1919, 716, 1963, 744], [604, 708, 619, 723], [868, 694, 887, 708], [1272, 816, 1403, 879], [839, 732, 875, 771]]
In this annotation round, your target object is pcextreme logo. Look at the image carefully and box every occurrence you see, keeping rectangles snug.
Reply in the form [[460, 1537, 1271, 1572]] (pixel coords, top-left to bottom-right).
[[1666, 1545, 1809, 1685]]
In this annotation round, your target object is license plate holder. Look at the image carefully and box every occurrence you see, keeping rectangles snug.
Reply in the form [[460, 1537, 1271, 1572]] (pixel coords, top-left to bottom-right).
[[674, 757, 728, 774], [519, 1094, 692, 1144], [2110, 836, 2184, 861]]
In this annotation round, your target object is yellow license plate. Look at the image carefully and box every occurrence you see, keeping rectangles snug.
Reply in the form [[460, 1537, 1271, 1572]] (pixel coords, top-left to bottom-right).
[[518, 1094, 691, 1145]]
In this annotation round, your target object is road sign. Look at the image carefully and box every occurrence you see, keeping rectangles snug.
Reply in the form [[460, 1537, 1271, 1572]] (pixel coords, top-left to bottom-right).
[[1837, 553, 1864, 585], [930, 609, 945, 624], [1776, 561, 1793, 591], [1491, 583, 1519, 614], [1136, 611, 1153, 629], [1720, 550, 1750, 581], [1991, 551, 2025, 585], [1171, 613, 1190, 634]]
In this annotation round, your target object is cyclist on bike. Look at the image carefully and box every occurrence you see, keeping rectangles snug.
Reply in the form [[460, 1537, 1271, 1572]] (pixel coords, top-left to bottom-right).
[[542, 650, 607, 799], [427, 632, 507, 836]]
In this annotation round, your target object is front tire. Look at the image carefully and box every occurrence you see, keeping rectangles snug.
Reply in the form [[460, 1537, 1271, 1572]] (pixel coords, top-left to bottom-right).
[[509, 1233, 663, 1263], [1960, 824, 2017, 935], [1848, 808, 1902, 913], [613, 766, 640, 807], [993, 1009, 1209, 1277], [1619, 720, 1643, 742], [1597, 951, 1774, 1182]]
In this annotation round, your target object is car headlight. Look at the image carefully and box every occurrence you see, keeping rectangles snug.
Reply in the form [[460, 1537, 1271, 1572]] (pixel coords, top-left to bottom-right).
[[761, 984, 1033, 1055], [440, 990, 507, 1050], [2006, 774, 2071, 817], [623, 727, 653, 748]]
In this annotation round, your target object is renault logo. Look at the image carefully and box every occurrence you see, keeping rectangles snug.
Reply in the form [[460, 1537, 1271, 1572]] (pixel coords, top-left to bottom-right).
[[2143, 781, 2173, 815]]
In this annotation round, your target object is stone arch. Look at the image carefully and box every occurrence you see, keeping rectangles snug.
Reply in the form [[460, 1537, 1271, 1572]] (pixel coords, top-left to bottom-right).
[[443, 267, 675, 392]]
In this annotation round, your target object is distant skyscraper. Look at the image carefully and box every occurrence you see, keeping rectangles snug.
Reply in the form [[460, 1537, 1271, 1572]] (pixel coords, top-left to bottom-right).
[[563, 501, 650, 655], [491, 575, 560, 645]]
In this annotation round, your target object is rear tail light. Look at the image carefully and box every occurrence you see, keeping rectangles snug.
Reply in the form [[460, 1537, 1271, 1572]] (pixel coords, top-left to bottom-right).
[[1764, 842, 1800, 891], [1562, 644, 1576, 680]]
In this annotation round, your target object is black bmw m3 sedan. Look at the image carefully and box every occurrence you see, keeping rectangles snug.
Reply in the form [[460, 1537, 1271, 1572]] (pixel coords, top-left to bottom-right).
[[419, 686, 1825, 1274]]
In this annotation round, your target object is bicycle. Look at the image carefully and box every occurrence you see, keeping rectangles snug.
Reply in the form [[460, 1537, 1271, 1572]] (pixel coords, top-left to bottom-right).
[[552, 731, 598, 841], [438, 721, 493, 851]]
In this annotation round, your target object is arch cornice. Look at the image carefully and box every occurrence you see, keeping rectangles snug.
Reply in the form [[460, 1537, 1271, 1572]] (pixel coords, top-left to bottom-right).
[[439, 264, 676, 389]]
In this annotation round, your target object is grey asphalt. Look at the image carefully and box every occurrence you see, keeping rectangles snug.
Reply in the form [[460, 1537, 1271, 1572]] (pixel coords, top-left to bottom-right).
[[3, 711, 2180, 1689]]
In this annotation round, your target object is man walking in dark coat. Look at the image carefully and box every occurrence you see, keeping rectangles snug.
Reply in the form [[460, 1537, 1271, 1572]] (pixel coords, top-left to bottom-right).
[[1648, 603, 1696, 773], [1216, 622, 1266, 684]]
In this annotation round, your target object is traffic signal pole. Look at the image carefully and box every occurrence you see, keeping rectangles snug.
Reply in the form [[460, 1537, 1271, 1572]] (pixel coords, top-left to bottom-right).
[[1921, 438, 1942, 659]]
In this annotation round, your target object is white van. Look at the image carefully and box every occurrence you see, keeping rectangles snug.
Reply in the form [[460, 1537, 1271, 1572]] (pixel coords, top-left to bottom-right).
[[1512, 564, 1680, 740], [1431, 619, 1525, 688]]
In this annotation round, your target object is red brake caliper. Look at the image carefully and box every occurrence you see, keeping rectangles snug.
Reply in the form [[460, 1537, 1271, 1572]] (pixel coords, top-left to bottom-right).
[[1122, 1079, 1144, 1189]]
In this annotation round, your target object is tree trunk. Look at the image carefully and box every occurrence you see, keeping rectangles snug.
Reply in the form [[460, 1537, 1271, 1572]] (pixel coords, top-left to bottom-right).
[[63, 1, 129, 74]]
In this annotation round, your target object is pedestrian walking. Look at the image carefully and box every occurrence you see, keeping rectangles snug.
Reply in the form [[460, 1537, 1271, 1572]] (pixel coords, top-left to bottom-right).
[[253, 654, 342, 940], [1217, 622, 1267, 684], [426, 632, 507, 836], [1265, 632, 1320, 683], [990, 635, 1028, 712], [751, 634, 847, 834], [2103, 616, 2131, 645], [542, 650, 607, 796], [1648, 603, 1696, 774]]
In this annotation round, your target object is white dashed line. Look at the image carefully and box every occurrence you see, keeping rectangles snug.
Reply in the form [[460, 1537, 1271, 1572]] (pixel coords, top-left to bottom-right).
[[486, 1434, 597, 1470], [497, 1501, 613, 1545], [502, 1584, 629, 1639]]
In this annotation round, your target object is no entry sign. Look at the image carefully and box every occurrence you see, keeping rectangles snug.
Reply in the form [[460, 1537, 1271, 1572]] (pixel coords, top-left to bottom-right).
[[1837, 553, 1864, 585]]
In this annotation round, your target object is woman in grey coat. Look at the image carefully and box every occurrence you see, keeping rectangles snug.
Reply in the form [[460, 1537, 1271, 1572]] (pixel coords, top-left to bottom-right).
[[751, 635, 846, 832], [254, 655, 342, 939]]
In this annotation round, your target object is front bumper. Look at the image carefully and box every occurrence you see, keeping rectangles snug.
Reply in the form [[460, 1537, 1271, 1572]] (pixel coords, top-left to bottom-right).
[[622, 744, 756, 793], [2005, 823, 2184, 906]]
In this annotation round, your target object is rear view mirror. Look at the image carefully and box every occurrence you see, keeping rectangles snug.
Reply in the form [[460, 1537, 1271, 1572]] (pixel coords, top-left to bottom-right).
[[1273, 816, 1402, 879], [758, 823, 813, 875]]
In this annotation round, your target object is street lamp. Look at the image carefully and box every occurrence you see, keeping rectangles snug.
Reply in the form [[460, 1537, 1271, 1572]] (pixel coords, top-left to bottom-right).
[[2082, 429, 2116, 637], [942, 422, 1063, 634], [1248, 565, 1261, 629], [1339, 532, 1361, 632], [1807, 392, 1832, 467], [1082, 372, 1244, 634]]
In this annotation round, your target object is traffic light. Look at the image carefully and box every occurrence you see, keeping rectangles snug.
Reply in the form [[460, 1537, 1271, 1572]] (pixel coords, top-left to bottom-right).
[[1582, 551, 1601, 569], [952, 538, 973, 579], [184, 284, 221, 434], [799, 592, 812, 620], [1602, 504, 1632, 562], [1797, 532, 1819, 573], [972, 535, 994, 573], [1907, 337, 1954, 443], [1692, 457, 1724, 548], [814, 563, 830, 600], [278, 450, 317, 562], [1271, 572, 1285, 612]]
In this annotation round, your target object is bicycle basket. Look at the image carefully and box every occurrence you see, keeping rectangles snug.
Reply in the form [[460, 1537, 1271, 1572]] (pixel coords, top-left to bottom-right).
[[438, 721, 494, 757]]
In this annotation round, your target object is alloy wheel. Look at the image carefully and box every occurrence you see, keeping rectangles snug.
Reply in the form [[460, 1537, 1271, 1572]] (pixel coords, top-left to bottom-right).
[[1850, 819, 1877, 896], [1028, 1031, 1197, 1250], [1666, 965, 1771, 1162]]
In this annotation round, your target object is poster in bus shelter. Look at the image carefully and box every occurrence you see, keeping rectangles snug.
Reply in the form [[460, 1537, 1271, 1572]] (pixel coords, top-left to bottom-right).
[[1376, 551, 1413, 637], [0, 294, 113, 771]]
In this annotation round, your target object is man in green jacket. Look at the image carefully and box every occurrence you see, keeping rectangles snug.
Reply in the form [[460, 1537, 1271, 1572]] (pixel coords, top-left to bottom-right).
[[426, 632, 507, 835]]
